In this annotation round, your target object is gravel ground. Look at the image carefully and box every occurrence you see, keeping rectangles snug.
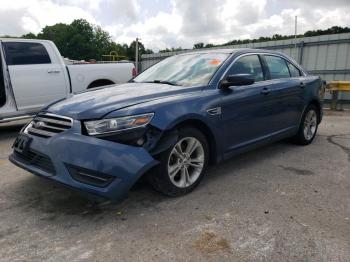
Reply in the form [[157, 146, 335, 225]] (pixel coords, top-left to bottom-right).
[[0, 111, 349, 262]]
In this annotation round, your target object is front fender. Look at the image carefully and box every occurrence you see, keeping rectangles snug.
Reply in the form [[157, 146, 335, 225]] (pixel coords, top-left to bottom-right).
[[155, 113, 213, 131], [104, 90, 224, 161], [150, 113, 223, 163]]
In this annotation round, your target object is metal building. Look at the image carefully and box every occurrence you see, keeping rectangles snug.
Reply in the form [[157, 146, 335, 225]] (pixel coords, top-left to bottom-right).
[[141, 33, 350, 101]]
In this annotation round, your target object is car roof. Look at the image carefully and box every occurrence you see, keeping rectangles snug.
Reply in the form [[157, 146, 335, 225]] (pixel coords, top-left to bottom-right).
[[0, 38, 53, 44], [178, 48, 285, 56]]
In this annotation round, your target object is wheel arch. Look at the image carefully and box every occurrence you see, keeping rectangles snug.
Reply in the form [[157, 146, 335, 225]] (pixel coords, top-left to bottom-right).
[[171, 118, 218, 165], [87, 79, 115, 89], [308, 99, 322, 124]]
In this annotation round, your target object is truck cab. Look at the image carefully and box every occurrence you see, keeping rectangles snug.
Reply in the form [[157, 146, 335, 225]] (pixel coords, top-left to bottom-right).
[[0, 38, 135, 123], [1, 39, 70, 113]]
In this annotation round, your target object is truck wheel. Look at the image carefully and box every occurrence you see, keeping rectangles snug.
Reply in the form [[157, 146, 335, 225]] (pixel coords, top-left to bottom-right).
[[292, 104, 319, 145], [148, 127, 209, 197]]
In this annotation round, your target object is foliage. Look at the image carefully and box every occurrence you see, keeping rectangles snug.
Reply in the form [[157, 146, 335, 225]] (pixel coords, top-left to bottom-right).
[[186, 26, 350, 50], [22, 33, 37, 39], [15, 19, 153, 61], [127, 40, 153, 61], [193, 42, 204, 49], [304, 26, 350, 37], [159, 47, 184, 53], [2, 23, 350, 57]]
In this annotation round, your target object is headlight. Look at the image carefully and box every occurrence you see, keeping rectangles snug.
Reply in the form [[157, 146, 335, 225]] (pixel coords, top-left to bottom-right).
[[84, 113, 154, 136]]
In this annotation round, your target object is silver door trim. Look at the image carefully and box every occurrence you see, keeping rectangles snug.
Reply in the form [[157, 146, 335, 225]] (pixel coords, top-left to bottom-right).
[[216, 52, 307, 89]]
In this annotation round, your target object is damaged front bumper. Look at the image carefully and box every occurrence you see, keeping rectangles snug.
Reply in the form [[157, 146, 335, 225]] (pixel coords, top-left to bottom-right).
[[9, 119, 159, 201]]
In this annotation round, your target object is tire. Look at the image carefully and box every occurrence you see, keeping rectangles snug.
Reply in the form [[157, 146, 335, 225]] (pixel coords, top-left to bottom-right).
[[292, 104, 319, 145], [148, 127, 209, 197]]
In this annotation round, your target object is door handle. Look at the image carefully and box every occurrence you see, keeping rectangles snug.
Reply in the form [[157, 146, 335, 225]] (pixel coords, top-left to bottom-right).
[[300, 82, 305, 89], [47, 70, 61, 74], [261, 87, 270, 95]]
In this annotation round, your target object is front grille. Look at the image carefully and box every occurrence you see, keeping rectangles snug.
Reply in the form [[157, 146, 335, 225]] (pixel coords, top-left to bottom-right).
[[25, 113, 73, 138], [14, 150, 55, 175]]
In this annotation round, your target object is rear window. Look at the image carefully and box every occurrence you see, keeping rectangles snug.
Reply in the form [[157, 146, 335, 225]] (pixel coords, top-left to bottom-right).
[[287, 62, 302, 77], [3, 42, 51, 65], [265, 55, 290, 79]]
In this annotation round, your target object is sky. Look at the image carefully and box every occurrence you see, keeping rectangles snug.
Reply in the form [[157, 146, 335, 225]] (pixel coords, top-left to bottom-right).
[[0, 0, 349, 51]]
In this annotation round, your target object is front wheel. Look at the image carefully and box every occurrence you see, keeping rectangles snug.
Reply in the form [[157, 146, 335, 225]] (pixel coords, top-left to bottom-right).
[[293, 104, 319, 145], [148, 127, 209, 197]]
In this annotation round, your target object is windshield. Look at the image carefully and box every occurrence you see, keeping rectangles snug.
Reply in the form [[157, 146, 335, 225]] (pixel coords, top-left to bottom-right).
[[134, 53, 229, 86]]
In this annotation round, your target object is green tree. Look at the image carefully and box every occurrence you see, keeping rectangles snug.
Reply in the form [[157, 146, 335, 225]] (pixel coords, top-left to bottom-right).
[[32, 19, 127, 61], [37, 23, 71, 57], [205, 43, 215, 48], [304, 26, 350, 37], [22, 33, 37, 39], [193, 42, 204, 49], [194, 26, 350, 50], [28, 19, 153, 61], [127, 40, 153, 61]]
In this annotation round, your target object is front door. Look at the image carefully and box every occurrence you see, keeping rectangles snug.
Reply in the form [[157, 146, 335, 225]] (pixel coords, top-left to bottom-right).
[[3, 41, 67, 111], [220, 54, 279, 155]]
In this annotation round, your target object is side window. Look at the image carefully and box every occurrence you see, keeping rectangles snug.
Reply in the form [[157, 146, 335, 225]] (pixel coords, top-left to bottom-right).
[[227, 55, 264, 82], [3, 42, 51, 65], [265, 55, 290, 79], [287, 62, 302, 77]]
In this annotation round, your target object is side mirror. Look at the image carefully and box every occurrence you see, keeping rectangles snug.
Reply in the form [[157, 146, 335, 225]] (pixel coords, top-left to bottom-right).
[[219, 74, 255, 89]]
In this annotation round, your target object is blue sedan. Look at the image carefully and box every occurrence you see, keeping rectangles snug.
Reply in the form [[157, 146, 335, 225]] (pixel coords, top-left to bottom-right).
[[10, 49, 323, 201]]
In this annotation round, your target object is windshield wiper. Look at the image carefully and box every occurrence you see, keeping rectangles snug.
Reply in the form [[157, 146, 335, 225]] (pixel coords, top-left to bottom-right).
[[137, 80, 181, 86], [153, 80, 181, 86]]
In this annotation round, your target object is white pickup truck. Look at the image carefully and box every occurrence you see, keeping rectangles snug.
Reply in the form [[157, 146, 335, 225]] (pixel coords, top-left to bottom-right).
[[0, 39, 135, 123]]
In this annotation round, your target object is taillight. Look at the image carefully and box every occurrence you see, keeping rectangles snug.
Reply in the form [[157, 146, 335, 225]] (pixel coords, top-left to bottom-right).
[[132, 67, 137, 77]]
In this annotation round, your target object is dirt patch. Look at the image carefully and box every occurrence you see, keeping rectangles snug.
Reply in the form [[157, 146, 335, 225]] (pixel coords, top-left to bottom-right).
[[194, 231, 231, 254]]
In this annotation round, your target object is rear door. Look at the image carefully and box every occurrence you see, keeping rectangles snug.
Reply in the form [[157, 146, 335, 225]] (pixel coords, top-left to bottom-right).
[[261, 55, 304, 129], [3, 41, 67, 111]]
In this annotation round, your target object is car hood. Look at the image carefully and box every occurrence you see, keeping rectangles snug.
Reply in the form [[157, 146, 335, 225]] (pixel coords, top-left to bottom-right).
[[46, 83, 201, 119]]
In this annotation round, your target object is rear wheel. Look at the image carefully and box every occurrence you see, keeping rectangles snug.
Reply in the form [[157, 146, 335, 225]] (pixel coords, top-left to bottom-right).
[[148, 127, 209, 197], [293, 104, 319, 145]]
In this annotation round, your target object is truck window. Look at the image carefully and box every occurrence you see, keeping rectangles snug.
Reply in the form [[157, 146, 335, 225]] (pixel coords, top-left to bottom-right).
[[0, 47, 5, 107], [3, 42, 51, 66]]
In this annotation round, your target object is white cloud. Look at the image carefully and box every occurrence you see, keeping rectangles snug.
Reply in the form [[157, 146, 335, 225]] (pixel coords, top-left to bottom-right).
[[0, 0, 97, 35], [95, 0, 140, 25], [0, 0, 349, 50], [106, 3, 183, 50], [52, 0, 103, 10]]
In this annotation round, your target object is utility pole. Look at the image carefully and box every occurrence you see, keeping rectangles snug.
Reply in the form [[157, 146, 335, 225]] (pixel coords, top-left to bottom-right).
[[135, 37, 139, 74]]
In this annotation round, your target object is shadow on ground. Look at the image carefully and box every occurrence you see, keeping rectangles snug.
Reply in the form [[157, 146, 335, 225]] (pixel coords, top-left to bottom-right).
[[0, 124, 25, 140], [5, 139, 296, 220]]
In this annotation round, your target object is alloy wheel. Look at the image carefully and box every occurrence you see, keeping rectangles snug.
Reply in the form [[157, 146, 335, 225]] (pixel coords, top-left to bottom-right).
[[303, 109, 317, 140], [167, 137, 205, 188]]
